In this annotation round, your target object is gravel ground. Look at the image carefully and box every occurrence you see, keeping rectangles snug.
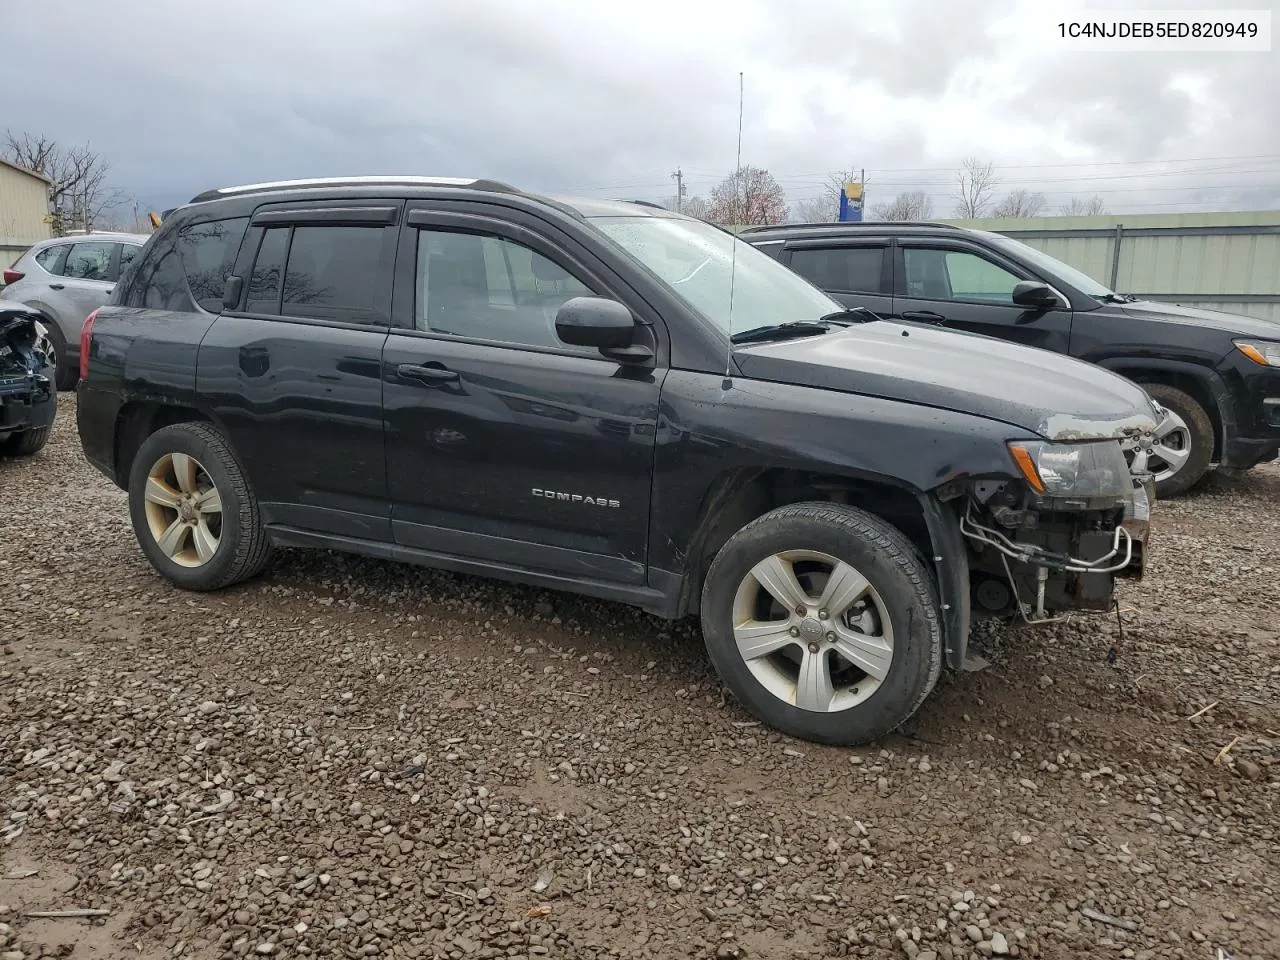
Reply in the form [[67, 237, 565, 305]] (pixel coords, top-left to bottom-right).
[[1, 395, 1277, 960]]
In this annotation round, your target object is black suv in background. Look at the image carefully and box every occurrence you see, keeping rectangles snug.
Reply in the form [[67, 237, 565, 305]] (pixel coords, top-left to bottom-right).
[[743, 222, 1280, 497], [78, 178, 1157, 745]]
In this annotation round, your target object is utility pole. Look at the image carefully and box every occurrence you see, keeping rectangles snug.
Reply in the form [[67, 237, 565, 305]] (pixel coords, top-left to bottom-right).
[[670, 167, 685, 213]]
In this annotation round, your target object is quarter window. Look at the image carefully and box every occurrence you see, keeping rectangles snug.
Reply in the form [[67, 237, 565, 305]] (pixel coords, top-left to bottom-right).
[[788, 246, 884, 294], [34, 245, 65, 274], [414, 229, 594, 351], [179, 219, 250, 312], [63, 242, 115, 282], [903, 248, 1021, 303]]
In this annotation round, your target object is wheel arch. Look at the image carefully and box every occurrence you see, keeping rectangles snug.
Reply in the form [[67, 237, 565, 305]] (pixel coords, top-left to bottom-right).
[[676, 467, 933, 611], [1095, 357, 1227, 460], [112, 401, 229, 487]]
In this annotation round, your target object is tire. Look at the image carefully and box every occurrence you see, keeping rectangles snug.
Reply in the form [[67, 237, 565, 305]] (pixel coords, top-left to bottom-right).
[[700, 502, 942, 746], [127, 422, 272, 590], [1, 425, 51, 457], [1140, 383, 1213, 497], [42, 321, 78, 392]]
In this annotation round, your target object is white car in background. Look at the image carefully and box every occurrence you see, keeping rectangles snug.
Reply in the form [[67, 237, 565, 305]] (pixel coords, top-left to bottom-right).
[[1, 231, 148, 389]]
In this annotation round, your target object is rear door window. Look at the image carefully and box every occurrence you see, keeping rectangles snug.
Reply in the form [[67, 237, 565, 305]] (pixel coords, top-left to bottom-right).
[[118, 243, 141, 274], [281, 226, 384, 321], [788, 246, 885, 294], [246, 228, 288, 314], [63, 242, 114, 282]]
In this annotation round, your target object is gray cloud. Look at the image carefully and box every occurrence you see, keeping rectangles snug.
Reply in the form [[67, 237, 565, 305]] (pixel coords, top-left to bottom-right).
[[1, 0, 1276, 219]]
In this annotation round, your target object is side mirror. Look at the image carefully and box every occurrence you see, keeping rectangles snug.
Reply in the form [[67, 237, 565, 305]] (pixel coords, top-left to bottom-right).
[[222, 275, 244, 311], [555, 296, 636, 349], [1012, 280, 1062, 310]]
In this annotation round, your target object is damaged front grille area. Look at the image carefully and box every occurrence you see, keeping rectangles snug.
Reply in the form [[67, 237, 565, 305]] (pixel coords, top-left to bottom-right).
[[960, 452, 1154, 623]]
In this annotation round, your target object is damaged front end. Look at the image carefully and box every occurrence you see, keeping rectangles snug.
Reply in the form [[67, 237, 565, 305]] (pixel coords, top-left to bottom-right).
[[0, 304, 57, 442], [954, 432, 1154, 623]]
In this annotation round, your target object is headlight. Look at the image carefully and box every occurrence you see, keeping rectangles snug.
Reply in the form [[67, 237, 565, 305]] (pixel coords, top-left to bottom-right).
[[1235, 340, 1280, 367], [1006, 440, 1130, 498]]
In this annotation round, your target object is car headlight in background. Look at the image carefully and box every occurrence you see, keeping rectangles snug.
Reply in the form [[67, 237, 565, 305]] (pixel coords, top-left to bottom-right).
[[1007, 439, 1131, 498], [1235, 340, 1280, 367]]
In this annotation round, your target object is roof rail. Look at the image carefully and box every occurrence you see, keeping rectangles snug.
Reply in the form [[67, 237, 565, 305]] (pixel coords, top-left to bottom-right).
[[741, 220, 962, 233], [188, 176, 520, 204], [617, 199, 668, 210]]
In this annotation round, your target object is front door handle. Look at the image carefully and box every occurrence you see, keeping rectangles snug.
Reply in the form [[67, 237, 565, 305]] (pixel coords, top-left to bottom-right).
[[48, 283, 65, 290], [397, 362, 460, 385], [900, 310, 947, 324]]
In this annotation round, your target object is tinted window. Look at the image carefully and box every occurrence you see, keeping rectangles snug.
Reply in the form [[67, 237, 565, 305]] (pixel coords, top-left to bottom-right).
[[789, 246, 884, 294], [34, 245, 65, 274], [63, 242, 114, 282], [126, 217, 248, 312], [118, 244, 141, 272], [281, 226, 384, 321], [903, 248, 1021, 303], [179, 219, 250, 312], [247, 228, 288, 314], [414, 230, 594, 351]]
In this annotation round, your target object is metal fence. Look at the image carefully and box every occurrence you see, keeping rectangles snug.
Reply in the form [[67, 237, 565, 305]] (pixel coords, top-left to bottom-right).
[[946, 211, 1280, 324]]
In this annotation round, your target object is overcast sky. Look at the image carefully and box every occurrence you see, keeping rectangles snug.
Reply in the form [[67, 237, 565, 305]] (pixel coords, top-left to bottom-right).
[[3, 0, 1278, 221]]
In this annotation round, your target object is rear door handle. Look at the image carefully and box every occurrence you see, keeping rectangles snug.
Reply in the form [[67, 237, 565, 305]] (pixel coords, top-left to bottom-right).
[[397, 362, 459, 385], [48, 283, 65, 290], [900, 310, 947, 324]]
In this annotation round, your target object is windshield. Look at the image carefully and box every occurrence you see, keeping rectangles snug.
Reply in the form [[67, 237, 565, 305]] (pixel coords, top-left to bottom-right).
[[985, 233, 1116, 299], [591, 216, 841, 336]]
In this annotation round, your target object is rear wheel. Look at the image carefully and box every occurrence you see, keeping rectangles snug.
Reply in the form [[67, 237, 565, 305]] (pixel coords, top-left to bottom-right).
[[127, 422, 272, 590], [700, 502, 942, 746], [1139, 383, 1213, 497], [41, 321, 78, 391]]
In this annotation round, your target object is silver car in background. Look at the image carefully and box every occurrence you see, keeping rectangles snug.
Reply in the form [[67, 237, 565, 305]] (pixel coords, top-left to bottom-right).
[[1, 232, 149, 389]]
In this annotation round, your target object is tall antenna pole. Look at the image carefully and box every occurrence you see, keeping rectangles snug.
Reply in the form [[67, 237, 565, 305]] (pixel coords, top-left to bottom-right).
[[723, 71, 744, 388], [734, 72, 744, 223]]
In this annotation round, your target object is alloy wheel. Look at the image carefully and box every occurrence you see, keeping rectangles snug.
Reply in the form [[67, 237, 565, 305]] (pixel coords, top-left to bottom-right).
[[143, 452, 223, 567], [731, 550, 894, 713]]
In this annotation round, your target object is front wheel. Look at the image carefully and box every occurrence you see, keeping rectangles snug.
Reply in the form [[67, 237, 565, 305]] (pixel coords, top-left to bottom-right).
[[1, 426, 51, 457], [127, 422, 272, 590], [1140, 383, 1214, 497], [700, 503, 942, 746]]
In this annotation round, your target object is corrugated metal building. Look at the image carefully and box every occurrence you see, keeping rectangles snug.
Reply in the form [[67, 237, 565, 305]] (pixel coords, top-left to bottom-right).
[[0, 157, 52, 273], [946, 211, 1280, 324]]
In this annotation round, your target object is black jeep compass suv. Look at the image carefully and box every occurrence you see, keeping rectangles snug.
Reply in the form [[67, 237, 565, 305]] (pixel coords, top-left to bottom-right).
[[78, 177, 1157, 745], [743, 221, 1280, 497]]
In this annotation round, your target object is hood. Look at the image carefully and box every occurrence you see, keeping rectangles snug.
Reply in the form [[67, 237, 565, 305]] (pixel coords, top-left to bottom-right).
[[1118, 299, 1280, 339], [733, 321, 1158, 441]]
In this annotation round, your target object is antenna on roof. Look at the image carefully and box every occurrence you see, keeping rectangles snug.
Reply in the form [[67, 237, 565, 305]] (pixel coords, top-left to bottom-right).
[[722, 70, 744, 391]]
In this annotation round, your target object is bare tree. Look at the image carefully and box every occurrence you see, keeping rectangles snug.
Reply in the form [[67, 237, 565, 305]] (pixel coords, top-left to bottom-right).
[[664, 194, 709, 220], [4, 130, 130, 235], [706, 166, 788, 226], [791, 197, 832, 223], [952, 157, 997, 219], [871, 190, 934, 221], [992, 189, 1047, 219], [1060, 195, 1108, 216]]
